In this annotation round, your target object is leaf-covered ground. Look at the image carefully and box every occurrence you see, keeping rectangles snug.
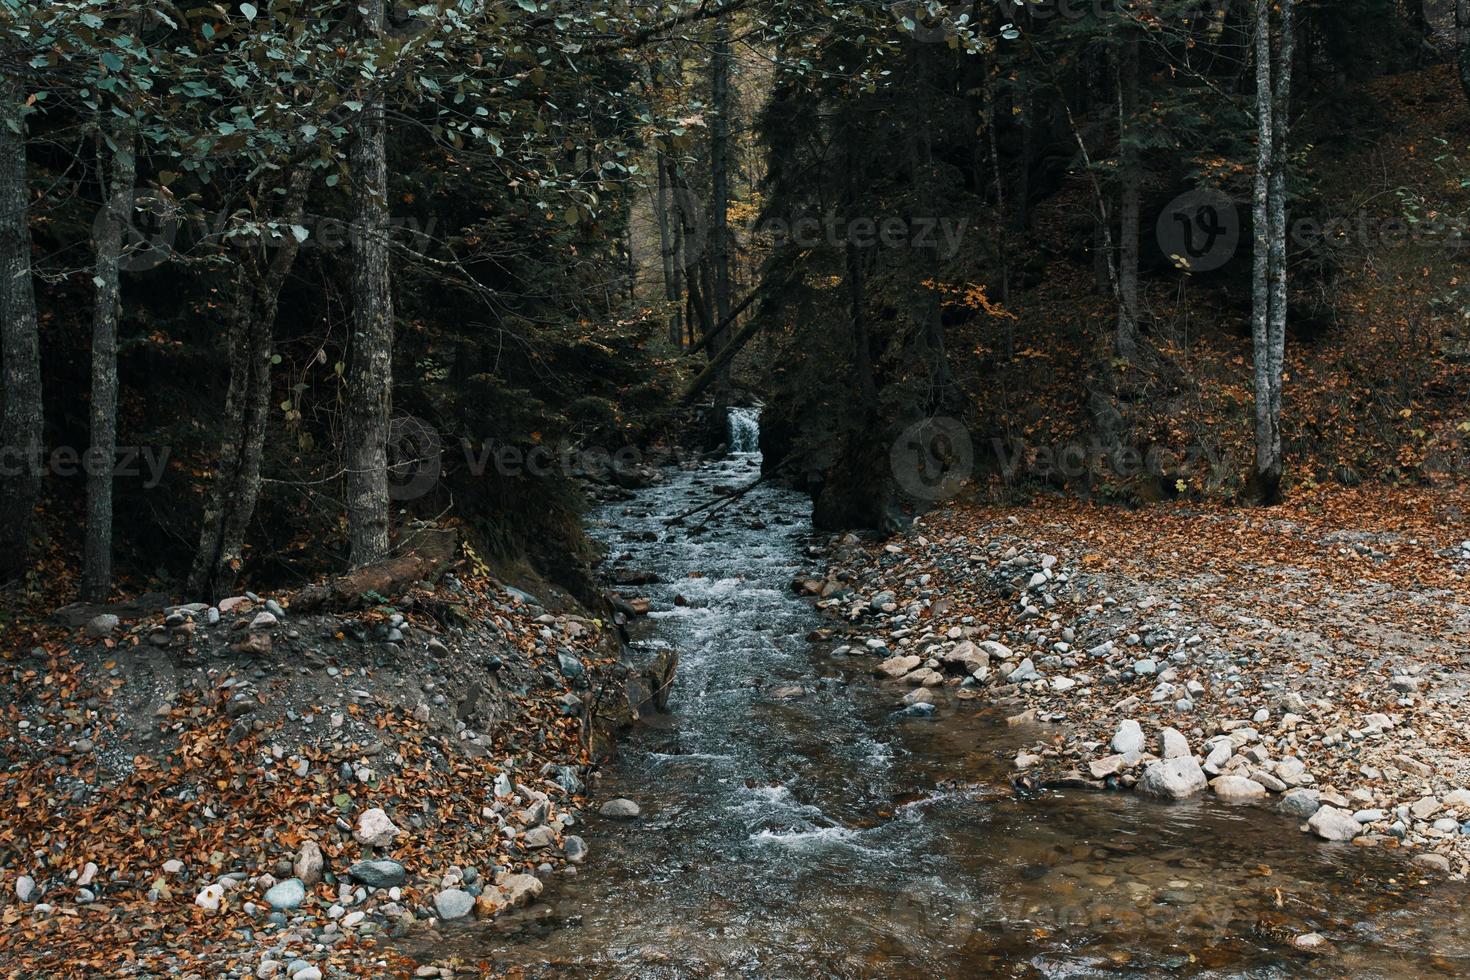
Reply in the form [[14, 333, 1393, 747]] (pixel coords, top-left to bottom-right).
[[0, 565, 618, 978]]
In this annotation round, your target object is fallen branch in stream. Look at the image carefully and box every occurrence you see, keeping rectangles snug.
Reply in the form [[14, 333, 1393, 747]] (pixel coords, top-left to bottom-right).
[[665, 454, 793, 526]]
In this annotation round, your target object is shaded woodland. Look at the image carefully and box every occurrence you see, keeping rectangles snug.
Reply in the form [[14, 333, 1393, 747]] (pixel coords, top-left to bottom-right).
[[0, 0, 1466, 603]]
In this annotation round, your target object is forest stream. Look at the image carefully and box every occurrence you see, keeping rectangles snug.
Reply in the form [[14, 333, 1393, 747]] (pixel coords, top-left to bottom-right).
[[409, 418, 1470, 978]]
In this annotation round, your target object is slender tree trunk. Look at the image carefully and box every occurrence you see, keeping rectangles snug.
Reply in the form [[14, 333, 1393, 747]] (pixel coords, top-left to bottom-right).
[[670, 161, 686, 344], [1264, 0, 1295, 501], [710, 16, 733, 338], [707, 15, 734, 440], [667, 161, 712, 342], [1457, 0, 1470, 105], [1250, 0, 1288, 504], [82, 100, 139, 601], [190, 169, 312, 599], [1013, 76, 1034, 233], [905, 46, 953, 401], [0, 76, 42, 583], [347, 0, 394, 567], [1117, 28, 1141, 361], [984, 63, 1011, 309], [654, 149, 681, 346]]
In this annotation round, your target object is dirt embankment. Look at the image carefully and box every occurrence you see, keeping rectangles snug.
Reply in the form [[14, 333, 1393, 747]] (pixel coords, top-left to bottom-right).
[[0, 539, 673, 978]]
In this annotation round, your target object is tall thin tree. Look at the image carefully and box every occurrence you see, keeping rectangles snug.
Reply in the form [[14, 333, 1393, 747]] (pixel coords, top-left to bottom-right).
[[1116, 23, 1142, 361], [0, 73, 42, 584], [1251, 0, 1295, 503], [190, 169, 313, 599], [83, 47, 140, 601], [346, 0, 394, 567]]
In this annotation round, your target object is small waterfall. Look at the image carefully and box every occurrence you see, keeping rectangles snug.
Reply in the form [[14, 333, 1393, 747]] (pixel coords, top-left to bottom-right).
[[727, 406, 761, 454]]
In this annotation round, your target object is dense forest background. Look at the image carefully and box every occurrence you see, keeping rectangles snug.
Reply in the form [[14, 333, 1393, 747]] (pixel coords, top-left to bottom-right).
[[1, 0, 1468, 609]]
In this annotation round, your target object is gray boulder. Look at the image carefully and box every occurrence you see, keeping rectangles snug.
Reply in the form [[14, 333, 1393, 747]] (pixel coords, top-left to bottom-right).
[[1279, 788, 1321, 818], [347, 860, 407, 889], [599, 798, 641, 819], [86, 614, 120, 638], [434, 888, 474, 921], [1137, 756, 1208, 800], [1307, 805, 1362, 842]]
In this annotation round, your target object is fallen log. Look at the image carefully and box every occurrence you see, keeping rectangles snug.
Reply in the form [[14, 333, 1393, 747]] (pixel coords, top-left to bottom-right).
[[291, 527, 459, 613]]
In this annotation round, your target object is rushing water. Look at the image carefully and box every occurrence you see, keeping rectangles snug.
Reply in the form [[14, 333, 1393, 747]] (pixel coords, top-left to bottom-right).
[[727, 407, 761, 454], [411, 436, 1470, 978]]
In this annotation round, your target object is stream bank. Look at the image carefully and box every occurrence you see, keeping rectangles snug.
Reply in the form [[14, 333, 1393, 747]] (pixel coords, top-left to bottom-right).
[[806, 491, 1470, 877], [0, 544, 654, 978]]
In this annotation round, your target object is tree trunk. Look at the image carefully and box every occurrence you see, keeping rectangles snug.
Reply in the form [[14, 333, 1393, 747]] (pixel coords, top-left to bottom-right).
[[1013, 76, 1034, 233], [654, 150, 681, 346], [1457, 0, 1470, 105], [1265, 0, 1295, 501], [189, 169, 313, 600], [709, 16, 733, 339], [0, 75, 42, 584], [1250, 0, 1287, 504], [906, 46, 953, 401], [347, 0, 395, 567], [1117, 29, 1142, 361], [706, 14, 734, 441], [82, 99, 139, 601], [668, 157, 687, 345]]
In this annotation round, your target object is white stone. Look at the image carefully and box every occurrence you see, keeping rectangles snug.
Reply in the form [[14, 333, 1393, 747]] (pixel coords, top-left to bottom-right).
[[1203, 740, 1233, 775], [194, 883, 225, 911], [1211, 776, 1268, 801], [1111, 719, 1145, 755], [599, 798, 640, 819], [354, 807, 401, 848]]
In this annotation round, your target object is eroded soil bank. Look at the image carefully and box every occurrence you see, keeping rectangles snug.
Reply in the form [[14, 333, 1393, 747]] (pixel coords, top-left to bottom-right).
[[0, 546, 665, 977]]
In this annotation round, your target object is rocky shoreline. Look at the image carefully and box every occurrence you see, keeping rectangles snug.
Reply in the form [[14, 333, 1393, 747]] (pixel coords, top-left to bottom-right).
[[797, 489, 1470, 882], [0, 552, 670, 978]]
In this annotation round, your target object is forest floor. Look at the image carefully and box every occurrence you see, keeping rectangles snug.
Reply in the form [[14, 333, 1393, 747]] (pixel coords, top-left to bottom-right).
[[805, 483, 1470, 880], [0, 554, 657, 979]]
